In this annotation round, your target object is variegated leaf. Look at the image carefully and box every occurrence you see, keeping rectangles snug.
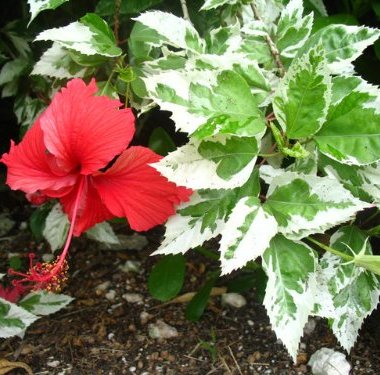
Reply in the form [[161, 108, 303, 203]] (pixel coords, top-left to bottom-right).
[[314, 226, 380, 352], [273, 45, 331, 139], [28, 0, 69, 25], [263, 235, 317, 361], [315, 76, 380, 165], [0, 298, 38, 338], [154, 193, 225, 256], [86, 222, 120, 245], [220, 197, 278, 274], [19, 292, 74, 316], [262, 167, 371, 239], [299, 24, 380, 74], [32, 43, 86, 79], [201, 0, 242, 11], [206, 22, 242, 55], [276, 0, 313, 59], [35, 14, 121, 57], [143, 69, 265, 136], [133, 11, 205, 53], [43, 203, 69, 252], [153, 136, 258, 190]]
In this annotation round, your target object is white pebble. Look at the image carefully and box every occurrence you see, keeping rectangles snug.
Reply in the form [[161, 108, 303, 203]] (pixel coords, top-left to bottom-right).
[[308, 348, 351, 375], [148, 320, 178, 339], [47, 360, 60, 368], [304, 318, 317, 335], [96, 281, 111, 292], [221, 293, 247, 308], [122, 293, 143, 304], [140, 311, 153, 325], [119, 260, 142, 273], [105, 290, 116, 301]]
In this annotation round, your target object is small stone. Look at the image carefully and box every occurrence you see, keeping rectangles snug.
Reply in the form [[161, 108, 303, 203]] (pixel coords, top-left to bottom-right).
[[304, 318, 317, 336], [0, 213, 15, 236], [105, 290, 116, 301], [137, 361, 144, 369], [96, 281, 111, 293], [42, 253, 54, 263], [148, 320, 179, 339], [122, 293, 143, 304], [107, 332, 115, 340], [300, 343, 307, 350], [119, 260, 142, 273], [19, 221, 28, 230], [297, 352, 308, 365], [247, 351, 261, 364], [104, 233, 148, 251], [129, 366, 136, 372], [47, 360, 60, 368], [140, 311, 153, 325], [308, 348, 351, 375], [221, 293, 247, 308]]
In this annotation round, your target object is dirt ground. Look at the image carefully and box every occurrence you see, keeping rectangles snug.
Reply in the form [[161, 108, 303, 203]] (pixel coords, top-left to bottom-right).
[[0, 204, 379, 375]]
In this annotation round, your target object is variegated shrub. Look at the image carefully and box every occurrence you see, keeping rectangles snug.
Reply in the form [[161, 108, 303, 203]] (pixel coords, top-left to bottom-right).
[[6, 0, 380, 360]]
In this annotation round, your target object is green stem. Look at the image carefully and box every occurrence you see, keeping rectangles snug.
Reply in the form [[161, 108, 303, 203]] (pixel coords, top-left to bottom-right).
[[307, 237, 353, 262], [100, 71, 115, 96], [194, 246, 219, 261], [365, 223, 380, 237], [258, 152, 280, 158]]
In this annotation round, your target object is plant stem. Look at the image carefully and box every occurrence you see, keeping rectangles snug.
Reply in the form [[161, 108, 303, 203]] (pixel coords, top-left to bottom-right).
[[365, 223, 380, 237], [100, 70, 115, 96], [194, 246, 219, 260], [180, 0, 191, 22], [250, 2, 285, 77], [114, 0, 121, 44], [307, 237, 353, 262]]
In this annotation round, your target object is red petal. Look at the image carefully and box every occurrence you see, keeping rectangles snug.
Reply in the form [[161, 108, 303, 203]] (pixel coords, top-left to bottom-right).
[[93, 146, 192, 232], [40, 78, 135, 175], [60, 176, 114, 236], [1, 121, 77, 194]]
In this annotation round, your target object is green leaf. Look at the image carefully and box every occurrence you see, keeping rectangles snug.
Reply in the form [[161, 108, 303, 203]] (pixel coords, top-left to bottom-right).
[[0, 298, 38, 338], [273, 46, 331, 139], [262, 167, 371, 239], [96, 0, 162, 16], [148, 127, 176, 156], [262, 235, 317, 361], [185, 275, 217, 321], [299, 24, 380, 74], [35, 14, 122, 57], [0, 57, 29, 86], [30, 205, 50, 240], [198, 136, 258, 180], [312, 14, 358, 33], [19, 292, 74, 315], [14, 96, 45, 129], [133, 11, 205, 54], [154, 136, 258, 190], [148, 254, 186, 302], [28, 0, 69, 25], [314, 76, 380, 165], [276, 0, 313, 60], [304, 0, 327, 16], [128, 22, 163, 60], [314, 226, 380, 352]]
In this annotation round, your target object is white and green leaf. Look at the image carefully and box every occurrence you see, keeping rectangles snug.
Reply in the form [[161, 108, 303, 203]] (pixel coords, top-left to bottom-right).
[[200, 0, 242, 11], [262, 167, 371, 239], [263, 235, 317, 361], [220, 197, 278, 274], [43, 203, 69, 252], [19, 291, 74, 316], [133, 11, 205, 53], [299, 24, 380, 74], [0, 298, 38, 338], [314, 226, 380, 352], [35, 13, 121, 57], [86, 222, 119, 245], [28, 0, 70, 25], [273, 45, 331, 139], [315, 76, 380, 165], [154, 193, 225, 256], [276, 0, 313, 59], [153, 136, 258, 190], [32, 43, 86, 79]]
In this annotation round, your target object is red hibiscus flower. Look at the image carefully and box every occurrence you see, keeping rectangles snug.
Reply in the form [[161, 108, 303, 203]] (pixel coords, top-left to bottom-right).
[[1, 78, 191, 291]]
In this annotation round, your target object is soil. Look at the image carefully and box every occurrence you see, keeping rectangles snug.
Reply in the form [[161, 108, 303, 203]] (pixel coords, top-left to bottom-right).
[[0, 203, 379, 375]]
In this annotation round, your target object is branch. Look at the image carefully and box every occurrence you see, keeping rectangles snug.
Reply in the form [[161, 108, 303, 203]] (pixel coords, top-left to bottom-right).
[[114, 0, 121, 45], [250, 2, 285, 77], [180, 0, 191, 22]]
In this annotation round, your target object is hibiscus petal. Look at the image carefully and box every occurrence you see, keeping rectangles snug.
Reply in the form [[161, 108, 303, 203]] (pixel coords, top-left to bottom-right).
[[1, 121, 77, 194], [40, 78, 135, 175], [93, 146, 192, 232], [60, 176, 114, 236]]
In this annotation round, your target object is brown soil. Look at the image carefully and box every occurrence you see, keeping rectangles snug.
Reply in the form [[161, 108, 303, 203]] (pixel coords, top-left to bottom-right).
[[0, 213, 379, 375]]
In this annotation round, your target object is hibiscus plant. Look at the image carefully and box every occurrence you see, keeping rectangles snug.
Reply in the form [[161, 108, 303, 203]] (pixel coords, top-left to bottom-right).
[[1, 0, 380, 361]]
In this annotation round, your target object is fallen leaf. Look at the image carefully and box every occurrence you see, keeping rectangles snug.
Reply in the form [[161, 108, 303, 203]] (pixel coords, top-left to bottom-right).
[[0, 359, 33, 375]]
